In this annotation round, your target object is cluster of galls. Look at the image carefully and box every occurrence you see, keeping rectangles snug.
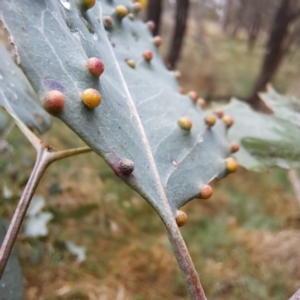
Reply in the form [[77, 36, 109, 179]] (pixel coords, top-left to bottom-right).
[[104, 3, 162, 69], [175, 94, 239, 228], [43, 57, 104, 113]]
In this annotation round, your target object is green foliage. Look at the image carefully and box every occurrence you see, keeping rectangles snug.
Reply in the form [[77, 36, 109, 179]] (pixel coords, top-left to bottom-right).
[[225, 98, 300, 171], [0, 0, 233, 222]]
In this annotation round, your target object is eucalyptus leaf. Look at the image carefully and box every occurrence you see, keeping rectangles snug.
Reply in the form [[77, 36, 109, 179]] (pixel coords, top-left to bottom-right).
[[0, 0, 233, 221], [0, 217, 23, 300], [259, 85, 300, 127], [0, 43, 51, 133], [225, 99, 300, 171]]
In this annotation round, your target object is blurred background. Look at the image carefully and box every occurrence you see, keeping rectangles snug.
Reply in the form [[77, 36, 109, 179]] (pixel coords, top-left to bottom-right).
[[1, 0, 300, 299]]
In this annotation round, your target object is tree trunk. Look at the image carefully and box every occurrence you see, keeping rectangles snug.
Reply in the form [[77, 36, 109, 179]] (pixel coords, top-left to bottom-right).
[[166, 0, 190, 70], [146, 0, 162, 36], [247, 0, 294, 109]]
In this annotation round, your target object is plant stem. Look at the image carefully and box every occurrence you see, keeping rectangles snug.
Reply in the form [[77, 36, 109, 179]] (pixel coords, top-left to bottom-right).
[[0, 145, 49, 277], [0, 142, 92, 278], [165, 220, 207, 300]]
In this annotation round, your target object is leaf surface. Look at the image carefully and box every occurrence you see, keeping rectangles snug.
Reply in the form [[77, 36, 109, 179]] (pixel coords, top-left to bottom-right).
[[0, 43, 51, 132], [0, 0, 232, 221]]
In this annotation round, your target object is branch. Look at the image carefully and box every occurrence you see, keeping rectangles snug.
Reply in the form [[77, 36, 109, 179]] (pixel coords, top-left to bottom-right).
[[0, 117, 92, 277]]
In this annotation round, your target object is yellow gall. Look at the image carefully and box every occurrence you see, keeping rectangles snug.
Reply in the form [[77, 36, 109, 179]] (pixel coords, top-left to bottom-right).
[[199, 185, 213, 199], [197, 98, 206, 107], [205, 115, 216, 127], [126, 59, 136, 69], [81, 88, 101, 109], [178, 116, 192, 131], [225, 157, 239, 173], [82, 0, 95, 10], [230, 142, 240, 153], [176, 210, 187, 227], [128, 13, 135, 20], [223, 115, 234, 128], [115, 5, 128, 19]]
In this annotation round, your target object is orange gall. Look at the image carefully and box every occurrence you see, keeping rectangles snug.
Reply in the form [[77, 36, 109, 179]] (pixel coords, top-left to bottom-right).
[[199, 185, 213, 199], [223, 115, 234, 128], [86, 57, 104, 77], [81, 88, 101, 109], [225, 157, 239, 173], [178, 116, 192, 131], [43, 90, 65, 115], [176, 210, 187, 227], [205, 115, 216, 127]]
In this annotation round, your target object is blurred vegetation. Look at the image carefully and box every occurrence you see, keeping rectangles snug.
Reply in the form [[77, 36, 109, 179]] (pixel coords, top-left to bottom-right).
[[1, 1, 300, 300]]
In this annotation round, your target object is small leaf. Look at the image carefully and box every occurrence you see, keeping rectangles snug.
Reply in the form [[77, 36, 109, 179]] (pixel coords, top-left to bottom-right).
[[26, 195, 46, 217], [65, 241, 86, 263], [24, 212, 53, 238]]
